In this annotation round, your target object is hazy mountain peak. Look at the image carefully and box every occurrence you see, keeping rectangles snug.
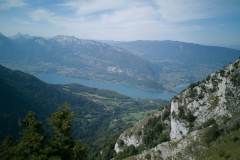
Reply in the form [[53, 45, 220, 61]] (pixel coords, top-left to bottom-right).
[[0, 32, 8, 39], [52, 35, 79, 42], [51, 35, 106, 46], [12, 32, 33, 40]]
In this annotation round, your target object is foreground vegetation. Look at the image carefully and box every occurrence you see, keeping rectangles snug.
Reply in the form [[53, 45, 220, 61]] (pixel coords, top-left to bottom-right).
[[0, 104, 86, 160]]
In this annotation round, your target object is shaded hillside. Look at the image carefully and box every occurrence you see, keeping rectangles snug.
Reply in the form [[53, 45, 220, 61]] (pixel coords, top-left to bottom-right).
[[0, 64, 166, 159], [0, 64, 100, 139]]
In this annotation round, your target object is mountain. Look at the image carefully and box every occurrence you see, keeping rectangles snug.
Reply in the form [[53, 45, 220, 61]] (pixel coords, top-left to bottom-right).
[[113, 59, 240, 160], [1, 33, 240, 95], [109, 40, 240, 64], [109, 40, 240, 91], [0, 34, 161, 91], [0, 64, 167, 159]]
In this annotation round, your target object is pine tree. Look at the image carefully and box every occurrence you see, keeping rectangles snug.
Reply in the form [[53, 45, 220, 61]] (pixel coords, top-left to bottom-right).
[[47, 103, 86, 160], [15, 112, 46, 160], [0, 104, 87, 160], [0, 136, 15, 160]]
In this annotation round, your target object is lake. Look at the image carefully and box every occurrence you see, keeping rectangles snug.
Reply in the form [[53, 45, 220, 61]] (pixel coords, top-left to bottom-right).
[[36, 73, 187, 100]]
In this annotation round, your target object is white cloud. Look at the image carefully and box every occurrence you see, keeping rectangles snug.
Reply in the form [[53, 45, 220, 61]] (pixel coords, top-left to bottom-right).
[[153, 0, 238, 22], [99, 6, 157, 25], [153, 0, 209, 22], [29, 9, 55, 21], [7, 0, 237, 44], [26, 5, 201, 41], [0, 0, 26, 10], [61, 0, 142, 16]]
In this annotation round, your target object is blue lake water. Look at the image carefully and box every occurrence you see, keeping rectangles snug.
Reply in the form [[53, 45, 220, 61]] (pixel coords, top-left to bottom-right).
[[36, 73, 187, 100]]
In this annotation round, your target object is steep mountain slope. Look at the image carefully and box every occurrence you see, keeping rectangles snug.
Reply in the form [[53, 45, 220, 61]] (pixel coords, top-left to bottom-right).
[[0, 64, 167, 149], [113, 59, 240, 160], [0, 33, 160, 90], [110, 40, 240, 90]]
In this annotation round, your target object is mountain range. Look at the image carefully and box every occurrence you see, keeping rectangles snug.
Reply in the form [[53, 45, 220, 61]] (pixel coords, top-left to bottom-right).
[[0, 33, 160, 91], [1, 33, 240, 95]]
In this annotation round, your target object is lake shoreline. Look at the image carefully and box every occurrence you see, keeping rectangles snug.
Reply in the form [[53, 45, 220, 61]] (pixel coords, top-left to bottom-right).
[[35, 73, 181, 100]]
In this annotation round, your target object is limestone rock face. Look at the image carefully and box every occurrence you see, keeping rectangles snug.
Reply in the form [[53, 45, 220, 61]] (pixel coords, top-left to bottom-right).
[[114, 59, 240, 160], [114, 107, 171, 154], [114, 112, 162, 153], [170, 59, 240, 140]]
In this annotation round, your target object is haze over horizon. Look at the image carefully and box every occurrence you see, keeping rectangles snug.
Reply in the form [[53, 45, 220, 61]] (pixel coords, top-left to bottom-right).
[[0, 0, 240, 47]]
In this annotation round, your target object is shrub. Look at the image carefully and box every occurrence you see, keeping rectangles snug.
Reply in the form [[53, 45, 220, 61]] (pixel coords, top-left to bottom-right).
[[162, 107, 170, 121], [198, 92, 204, 99], [220, 69, 225, 77], [189, 88, 198, 98], [210, 96, 219, 110], [186, 111, 196, 123], [142, 116, 170, 148], [206, 75, 211, 81], [118, 139, 124, 147], [230, 72, 240, 86], [202, 124, 220, 145], [177, 107, 196, 128], [115, 145, 137, 160], [145, 154, 151, 160], [202, 118, 216, 128]]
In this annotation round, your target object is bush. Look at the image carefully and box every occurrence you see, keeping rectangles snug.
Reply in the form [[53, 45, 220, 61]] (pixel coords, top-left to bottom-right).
[[230, 72, 240, 86], [186, 111, 196, 123], [202, 118, 216, 128], [178, 107, 185, 119], [142, 116, 170, 148], [115, 145, 137, 160], [145, 154, 151, 160], [220, 69, 225, 77], [189, 88, 198, 98], [210, 96, 219, 109], [162, 107, 170, 121], [202, 124, 220, 145], [117, 139, 124, 147], [178, 107, 196, 128], [198, 92, 204, 99]]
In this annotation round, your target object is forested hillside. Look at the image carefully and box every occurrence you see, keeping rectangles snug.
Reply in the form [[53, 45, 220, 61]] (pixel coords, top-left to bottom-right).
[[0, 64, 166, 159]]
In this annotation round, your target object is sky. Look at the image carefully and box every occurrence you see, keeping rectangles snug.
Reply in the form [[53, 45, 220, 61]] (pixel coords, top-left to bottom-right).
[[0, 0, 240, 46]]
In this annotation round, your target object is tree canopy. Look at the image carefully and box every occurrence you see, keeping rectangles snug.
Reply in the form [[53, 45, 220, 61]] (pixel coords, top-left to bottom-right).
[[0, 103, 86, 160]]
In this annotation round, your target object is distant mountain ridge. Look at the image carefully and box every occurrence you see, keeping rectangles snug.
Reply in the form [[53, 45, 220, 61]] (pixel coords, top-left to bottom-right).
[[109, 40, 240, 63], [1, 33, 240, 94], [108, 40, 240, 91], [0, 33, 161, 91]]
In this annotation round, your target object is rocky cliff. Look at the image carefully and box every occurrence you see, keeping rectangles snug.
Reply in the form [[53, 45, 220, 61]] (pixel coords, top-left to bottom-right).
[[114, 59, 240, 160]]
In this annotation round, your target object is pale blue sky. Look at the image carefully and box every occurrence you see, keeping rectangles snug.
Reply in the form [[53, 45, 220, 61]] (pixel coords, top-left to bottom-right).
[[0, 0, 240, 46]]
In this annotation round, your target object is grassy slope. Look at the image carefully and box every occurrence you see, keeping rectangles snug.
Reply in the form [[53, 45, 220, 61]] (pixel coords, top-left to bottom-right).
[[201, 113, 240, 160]]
